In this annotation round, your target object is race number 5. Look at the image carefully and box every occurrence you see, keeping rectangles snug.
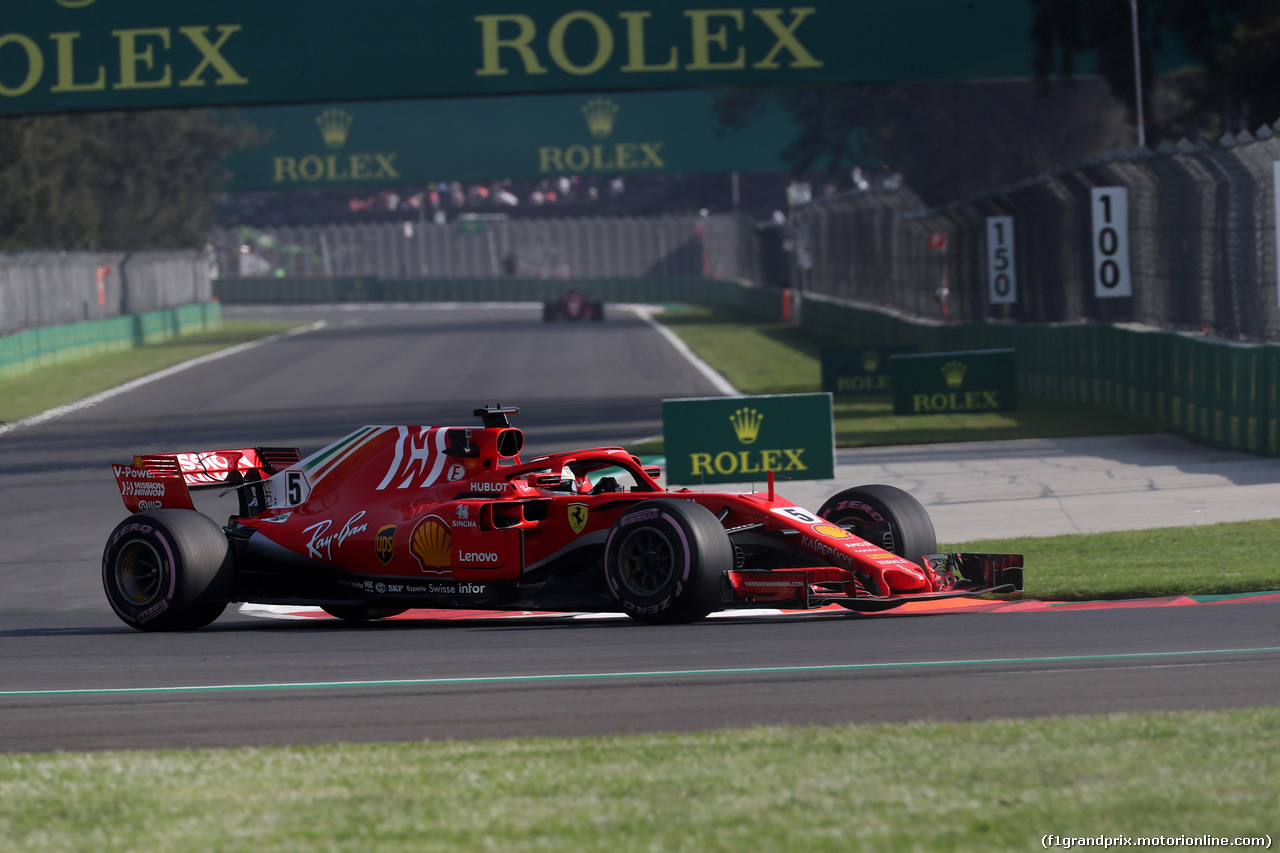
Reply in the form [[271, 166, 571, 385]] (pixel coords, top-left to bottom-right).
[[1091, 187, 1132, 298], [986, 216, 1016, 305], [284, 470, 310, 506], [772, 505, 822, 525]]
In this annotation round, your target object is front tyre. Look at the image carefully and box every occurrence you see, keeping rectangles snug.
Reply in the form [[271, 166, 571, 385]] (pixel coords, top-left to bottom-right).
[[604, 499, 730, 624], [102, 510, 234, 632], [817, 485, 937, 567]]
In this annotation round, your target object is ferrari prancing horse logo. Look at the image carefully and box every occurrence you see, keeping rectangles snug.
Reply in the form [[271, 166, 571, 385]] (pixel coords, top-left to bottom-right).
[[568, 502, 589, 534]]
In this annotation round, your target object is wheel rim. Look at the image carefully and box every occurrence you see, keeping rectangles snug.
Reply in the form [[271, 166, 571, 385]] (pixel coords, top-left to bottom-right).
[[113, 540, 165, 608], [828, 505, 895, 553], [616, 527, 677, 598]]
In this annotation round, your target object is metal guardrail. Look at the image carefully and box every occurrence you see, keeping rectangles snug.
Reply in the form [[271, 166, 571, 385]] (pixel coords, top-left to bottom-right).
[[793, 124, 1280, 342], [211, 213, 757, 284], [0, 303, 221, 380], [0, 251, 213, 337]]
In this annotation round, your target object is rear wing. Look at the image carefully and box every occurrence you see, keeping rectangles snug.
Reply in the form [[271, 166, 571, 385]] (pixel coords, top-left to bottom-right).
[[112, 447, 301, 514]]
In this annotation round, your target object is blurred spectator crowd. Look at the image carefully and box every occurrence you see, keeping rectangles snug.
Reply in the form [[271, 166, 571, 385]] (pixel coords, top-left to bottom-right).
[[344, 176, 625, 215], [215, 169, 907, 230], [218, 172, 790, 228]]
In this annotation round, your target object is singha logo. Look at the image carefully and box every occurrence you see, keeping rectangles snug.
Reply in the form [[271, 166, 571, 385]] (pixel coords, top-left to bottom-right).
[[941, 360, 968, 390], [316, 108, 354, 149], [729, 407, 764, 445], [581, 97, 619, 139]]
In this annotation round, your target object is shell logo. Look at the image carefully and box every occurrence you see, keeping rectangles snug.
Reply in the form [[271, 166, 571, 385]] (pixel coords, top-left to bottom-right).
[[410, 517, 451, 572], [812, 524, 852, 539]]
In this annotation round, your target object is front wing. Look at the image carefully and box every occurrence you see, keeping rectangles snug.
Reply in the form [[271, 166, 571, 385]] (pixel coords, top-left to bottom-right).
[[726, 552, 1024, 613]]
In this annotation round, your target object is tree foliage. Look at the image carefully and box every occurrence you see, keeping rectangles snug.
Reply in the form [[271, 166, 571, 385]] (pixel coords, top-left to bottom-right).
[[0, 110, 260, 252], [716, 3, 1280, 205], [715, 80, 1131, 206], [1032, 0, 1280, 139]]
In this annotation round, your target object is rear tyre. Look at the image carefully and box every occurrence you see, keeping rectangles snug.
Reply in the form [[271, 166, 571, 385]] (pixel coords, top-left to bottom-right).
[[542, 301, 558, 322], [817, 485, 937, 567], [102, 510, 233, 632], [320, 605, 408, 622], [604, 499, 730, 624]]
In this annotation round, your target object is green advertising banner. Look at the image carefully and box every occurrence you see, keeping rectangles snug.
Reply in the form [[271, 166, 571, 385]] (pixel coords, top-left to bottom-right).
[[0, 1, 1069, 116], [662, 393, 834, 485], [891, 349, 1018, 415], [821, 345, 918, 395], [221, 89, 802, 190]]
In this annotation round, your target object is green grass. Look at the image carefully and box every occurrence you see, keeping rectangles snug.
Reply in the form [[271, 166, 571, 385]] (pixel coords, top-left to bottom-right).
[[0, 321, 306, 423], [1, 710, 1276, 851], [1, 305, 1275, 848], [642, 304, 1280, 597], [647, 304, 1163, 452], [944, 518, 1280, 601]]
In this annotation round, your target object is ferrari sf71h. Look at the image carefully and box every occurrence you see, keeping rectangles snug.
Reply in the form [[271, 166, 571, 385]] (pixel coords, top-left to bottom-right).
[[103, 406, 1023, 631], [543, 290, 604, 321]]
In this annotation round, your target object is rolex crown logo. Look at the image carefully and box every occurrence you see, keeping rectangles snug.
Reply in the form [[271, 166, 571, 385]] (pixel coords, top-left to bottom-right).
[[581, 97, 619, 139], [316, 108, 354, 149], [729, 407, 764, 445], [860, 350, 881, 373], [941, 360, 968, 389]]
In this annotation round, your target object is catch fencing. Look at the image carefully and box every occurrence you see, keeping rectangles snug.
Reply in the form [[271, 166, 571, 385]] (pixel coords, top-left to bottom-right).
[[794, 123, 1280, 342], [212, 213, 757, 283], [0, 251, 213, 337]]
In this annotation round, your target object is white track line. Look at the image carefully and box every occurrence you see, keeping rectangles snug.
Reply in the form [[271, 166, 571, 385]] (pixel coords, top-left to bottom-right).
[[239, 603, 803, 621], [0, 321, 325, 436], [630, 305, 740, 396]]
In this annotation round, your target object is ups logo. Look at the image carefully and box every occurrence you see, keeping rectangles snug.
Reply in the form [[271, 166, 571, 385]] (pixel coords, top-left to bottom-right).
[[375, 525, 396, 565]]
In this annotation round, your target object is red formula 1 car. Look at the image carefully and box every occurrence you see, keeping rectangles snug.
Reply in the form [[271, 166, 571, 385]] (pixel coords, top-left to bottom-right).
[[102, 406, 1023, 631], [543, 290, 604, 322]]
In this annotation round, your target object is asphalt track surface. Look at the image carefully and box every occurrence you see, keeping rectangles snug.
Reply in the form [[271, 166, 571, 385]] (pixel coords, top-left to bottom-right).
[[1, 303, 1277, 753]]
